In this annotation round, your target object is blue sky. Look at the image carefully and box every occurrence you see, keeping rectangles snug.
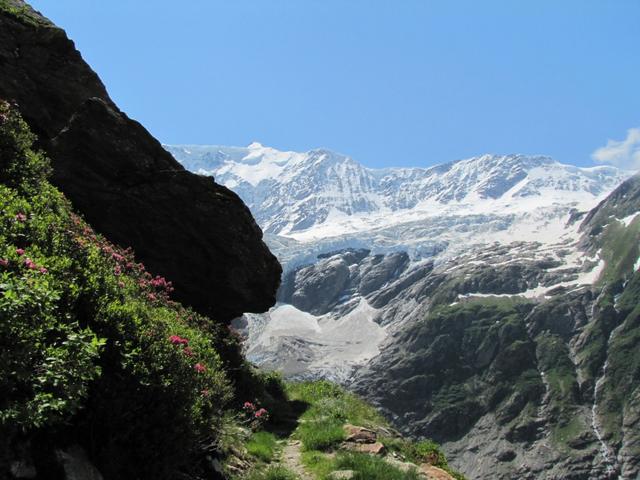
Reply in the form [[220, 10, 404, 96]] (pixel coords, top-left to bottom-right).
[[29, 0, 640, 169]]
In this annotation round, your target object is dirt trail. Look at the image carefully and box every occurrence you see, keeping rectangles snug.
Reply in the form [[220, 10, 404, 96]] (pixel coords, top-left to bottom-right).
[[281, 440, 313, 480]]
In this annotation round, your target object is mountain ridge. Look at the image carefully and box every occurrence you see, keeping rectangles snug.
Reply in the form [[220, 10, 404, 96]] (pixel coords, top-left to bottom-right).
[[166, 143, 629, 239]]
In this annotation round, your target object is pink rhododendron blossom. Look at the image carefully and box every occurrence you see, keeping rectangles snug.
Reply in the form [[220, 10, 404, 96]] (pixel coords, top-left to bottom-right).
[[255, 408, 268, 418], [169, 335, 189, 346], [0, 259, 8, 267], [243, 401, 256, 411], [194, 363, 206, 373], [15, 213, 27, 222], [183, 346, 194, 357], [16, 248, 25, 256], [24, 258, 37, 270], [39, 267, 47, 274]]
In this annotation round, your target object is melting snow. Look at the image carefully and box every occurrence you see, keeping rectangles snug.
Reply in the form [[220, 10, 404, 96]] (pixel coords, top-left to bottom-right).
[[245, 299, 386, 382]]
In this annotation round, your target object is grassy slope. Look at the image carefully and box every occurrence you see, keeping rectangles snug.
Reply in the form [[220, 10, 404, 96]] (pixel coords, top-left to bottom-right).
[[238, 380, 466, 480]]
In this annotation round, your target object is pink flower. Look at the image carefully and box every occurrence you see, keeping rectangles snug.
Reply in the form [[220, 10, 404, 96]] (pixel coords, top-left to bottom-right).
[[243, 401, 256, 411], [0, 259, 8, 267], [169, 335, 189, 346], [113, 265, 122, 275], [24, 258, 37, 270], [183, 346, 194, 357], [255, 408, 268, 418], [194, 363, 206, 373], [15, 213, 27, 222], [147, 292, 157, 301], [39, 267, 47, 274], [16, 248, 25, 256]]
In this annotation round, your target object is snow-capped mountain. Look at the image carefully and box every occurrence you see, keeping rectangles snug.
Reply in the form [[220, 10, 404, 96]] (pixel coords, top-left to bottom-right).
[[165, 143, 629, 268]]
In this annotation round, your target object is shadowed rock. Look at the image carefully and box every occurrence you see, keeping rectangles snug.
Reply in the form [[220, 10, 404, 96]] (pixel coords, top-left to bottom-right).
[[0, 2, 281, 321]]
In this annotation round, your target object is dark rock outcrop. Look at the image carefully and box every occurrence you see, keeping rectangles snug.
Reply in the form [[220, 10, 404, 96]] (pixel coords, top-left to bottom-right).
[[0, 2, 281, 321]]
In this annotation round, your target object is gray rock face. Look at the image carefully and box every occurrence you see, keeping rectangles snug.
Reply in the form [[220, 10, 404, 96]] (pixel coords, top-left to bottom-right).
[[278, 249, 410, 316], [286, 257, 351, 315]]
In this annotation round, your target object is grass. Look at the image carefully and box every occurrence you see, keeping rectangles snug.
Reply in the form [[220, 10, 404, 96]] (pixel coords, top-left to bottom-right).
[[287, 380, 387, 427], [597, 220, 640, 284], [246, 431, 280, 462], [298, 419, 345, 451], [551, 416, 587, 450], [246, 465, 300, 480], [287, 381, 385, 452], [332, 452, 422, 480], [384, 438, 447, 466], [300, 450, 334, 478], [379, 437, 466, 480]]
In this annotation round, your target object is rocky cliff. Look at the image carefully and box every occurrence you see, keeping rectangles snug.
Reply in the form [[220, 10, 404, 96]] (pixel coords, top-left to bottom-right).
[[0, 0, 281, 321]]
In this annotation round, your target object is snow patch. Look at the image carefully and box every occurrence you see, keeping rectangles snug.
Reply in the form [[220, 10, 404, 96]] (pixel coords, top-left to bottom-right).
[[619, 212, 640, 227]]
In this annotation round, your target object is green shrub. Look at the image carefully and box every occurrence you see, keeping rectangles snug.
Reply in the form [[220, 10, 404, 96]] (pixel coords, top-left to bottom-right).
[[0, 100, 50, 194], [246, 431, 279, 462]]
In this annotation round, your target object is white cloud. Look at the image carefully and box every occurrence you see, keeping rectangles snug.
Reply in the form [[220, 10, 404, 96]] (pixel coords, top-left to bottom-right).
[[592, 127, 640, 171]]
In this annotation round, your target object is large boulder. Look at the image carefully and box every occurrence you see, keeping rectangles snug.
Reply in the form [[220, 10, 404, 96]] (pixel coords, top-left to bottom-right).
[[0, 2, 281, 321]]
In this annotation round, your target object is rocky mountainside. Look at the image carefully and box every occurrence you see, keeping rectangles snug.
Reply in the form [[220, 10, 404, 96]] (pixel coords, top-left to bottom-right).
[[169, 142, 639, 479], [0, 1, 281, 321], [348, 174, 640, 479]]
